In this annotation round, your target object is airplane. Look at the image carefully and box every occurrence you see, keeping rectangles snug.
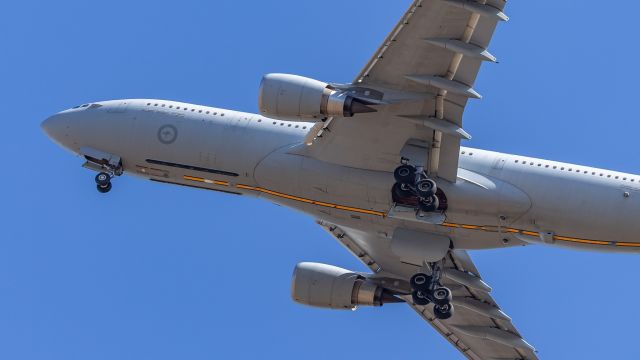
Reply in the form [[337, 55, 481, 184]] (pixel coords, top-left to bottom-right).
[[40, 1, 640, 359]]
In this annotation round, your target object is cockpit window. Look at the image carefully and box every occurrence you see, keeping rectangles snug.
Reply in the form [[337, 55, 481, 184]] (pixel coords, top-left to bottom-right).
[[71, 103, 102, 110]]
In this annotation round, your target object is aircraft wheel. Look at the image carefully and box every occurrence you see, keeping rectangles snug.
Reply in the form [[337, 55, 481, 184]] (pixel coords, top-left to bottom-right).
[[392, 182, 414, 198], [394, 165, 417, 184], [412, 290, 431, 306], [432, 287, 452, 306], [416, 179, 437, 197], [410, 273, 431, 291], [434, 303, 454, 320], [96, 182, 112, 193], [95, 172, 111, 187], [419, 195, 440, 213]]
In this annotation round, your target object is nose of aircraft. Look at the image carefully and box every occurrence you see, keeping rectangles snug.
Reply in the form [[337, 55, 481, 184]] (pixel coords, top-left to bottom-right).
[[41, 113, 72, 150]]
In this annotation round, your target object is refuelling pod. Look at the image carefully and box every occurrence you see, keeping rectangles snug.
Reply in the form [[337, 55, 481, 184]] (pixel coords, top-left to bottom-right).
[[258, 73, 376, 122], [291, 262, 402, 310]]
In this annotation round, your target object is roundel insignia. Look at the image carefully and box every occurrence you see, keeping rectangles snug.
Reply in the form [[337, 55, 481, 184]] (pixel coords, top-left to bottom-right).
[[157, 124, 178, 144]]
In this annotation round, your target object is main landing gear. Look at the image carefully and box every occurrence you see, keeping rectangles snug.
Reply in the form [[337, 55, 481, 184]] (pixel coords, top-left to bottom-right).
[[392, 164, 441, 213], [410, 262, 454, 320], [95, 172, 113, 193]]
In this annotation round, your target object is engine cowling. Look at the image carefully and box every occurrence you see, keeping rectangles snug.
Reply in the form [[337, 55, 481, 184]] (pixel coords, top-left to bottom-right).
[[291, 262, 398, 310], [258, 73, 376, 122]]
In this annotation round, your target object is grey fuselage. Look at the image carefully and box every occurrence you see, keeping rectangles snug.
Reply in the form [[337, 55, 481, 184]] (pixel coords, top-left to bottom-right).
[[42, 99, 640, 257]]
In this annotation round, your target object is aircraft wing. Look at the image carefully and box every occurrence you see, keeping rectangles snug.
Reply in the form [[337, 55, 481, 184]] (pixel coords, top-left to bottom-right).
[[318, 221, 538, 360], [303, 0, 506, 182]]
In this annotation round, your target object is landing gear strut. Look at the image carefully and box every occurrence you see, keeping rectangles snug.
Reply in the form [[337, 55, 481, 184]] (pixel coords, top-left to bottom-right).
[[95, 172, 113, 193], [409, 262, 454, 320], [392, 164, 440, 214]]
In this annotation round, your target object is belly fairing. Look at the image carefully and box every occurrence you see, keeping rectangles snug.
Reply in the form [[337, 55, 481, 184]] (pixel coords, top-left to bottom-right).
[[440, 168, 532, 225]]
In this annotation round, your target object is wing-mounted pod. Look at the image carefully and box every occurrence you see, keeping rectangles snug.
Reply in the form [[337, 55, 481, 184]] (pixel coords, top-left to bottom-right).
[[291, 262, 403, 310], [258, 73, 379, 122]]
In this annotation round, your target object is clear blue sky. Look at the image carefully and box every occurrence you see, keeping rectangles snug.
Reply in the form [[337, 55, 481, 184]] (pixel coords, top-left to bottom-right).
[[2, 1, 640, 359]]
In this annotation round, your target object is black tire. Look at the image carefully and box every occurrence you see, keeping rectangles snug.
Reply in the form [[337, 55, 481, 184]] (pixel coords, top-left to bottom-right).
[[416, 179, 437, 197], [434, 303, 454, 320], [97, 182, 112, 193], [419, 195, 440, 212], [392, 182, 415, 199], [410, 273, 431, 291], [432, 287, 452, 306], [95, 172, 111, 187], [411, 290, 431, 306], [394, 165, 416, 184]]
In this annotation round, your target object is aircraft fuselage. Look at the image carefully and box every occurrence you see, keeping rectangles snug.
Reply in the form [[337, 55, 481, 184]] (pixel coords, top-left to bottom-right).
[[42, 99, 640, 259]]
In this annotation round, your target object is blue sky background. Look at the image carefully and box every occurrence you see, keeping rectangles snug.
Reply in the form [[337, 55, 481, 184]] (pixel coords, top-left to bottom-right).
[[2, 1, 640, 359]]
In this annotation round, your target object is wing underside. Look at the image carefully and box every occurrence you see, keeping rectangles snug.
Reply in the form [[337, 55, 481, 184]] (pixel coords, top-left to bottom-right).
[[318, 220, 538, 360], [305, 0, 506, 182]]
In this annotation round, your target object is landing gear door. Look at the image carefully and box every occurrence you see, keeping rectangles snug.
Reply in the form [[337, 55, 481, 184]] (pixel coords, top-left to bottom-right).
[[400, 139, 429, 168]]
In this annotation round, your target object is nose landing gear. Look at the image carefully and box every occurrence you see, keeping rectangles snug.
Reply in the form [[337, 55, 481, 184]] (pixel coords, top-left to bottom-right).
[[409, 262, 454, 320], [95, 172, 113, 193]]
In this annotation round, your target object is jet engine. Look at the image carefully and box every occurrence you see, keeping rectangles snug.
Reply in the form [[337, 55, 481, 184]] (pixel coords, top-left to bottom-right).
[[258, 73, 377, 122], [291, 262, 402, 310]]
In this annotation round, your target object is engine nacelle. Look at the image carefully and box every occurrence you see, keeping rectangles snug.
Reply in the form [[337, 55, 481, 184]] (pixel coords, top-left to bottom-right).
[[291, 262, 395, 310], [258, 73, 376, 122]]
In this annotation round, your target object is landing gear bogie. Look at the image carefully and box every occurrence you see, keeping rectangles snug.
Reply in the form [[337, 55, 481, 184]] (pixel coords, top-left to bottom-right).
[[94, 171, 114, 194], [391, 164, 442, 214], [409, 262, 455, 320]]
